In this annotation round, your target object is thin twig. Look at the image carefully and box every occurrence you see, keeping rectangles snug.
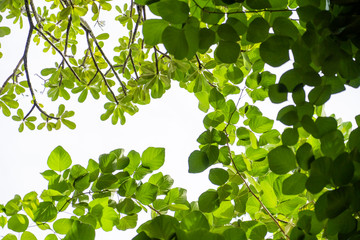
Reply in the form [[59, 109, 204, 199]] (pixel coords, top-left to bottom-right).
[[223, 87, 246, 132], [24, 0, 59, 121], [80, 19, 127, 95], [129, 53, 139, 80], [222, 87, 289, 239], [226, 142, 289, 239], [195, 54, 202, 70], [87, 70, 99, 86], [30, 0, 60, 41], [86, 32, 119, 104], [33, 26, 85, 84], [155, 48, 171, 59], [154, 47, 159, 75], [148, 205, 162, 215]]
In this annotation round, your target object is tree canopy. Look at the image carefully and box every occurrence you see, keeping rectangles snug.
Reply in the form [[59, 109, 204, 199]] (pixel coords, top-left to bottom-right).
[[1, 0, 360, 239]]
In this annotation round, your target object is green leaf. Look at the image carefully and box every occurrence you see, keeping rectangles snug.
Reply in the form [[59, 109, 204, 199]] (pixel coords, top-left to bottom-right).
[[249, 224, 267, 240], [21, 231, 37, 240], [63, 221, 95, 240], [59, 7, 71, 20], [157, 0, 189, 24], [215, 41, 240, 64], [227, 65, 244, 84], [246, 17, 269, 43], [282, 172, 307, 195], [279, 69, 303, 92], [53, 218, 74, 234], [180, 211, 209, 231], [44, 234, 57, 240], [117, 214, 138, 230], [118, 179, 137, 197], [0, 26, 11, 37], [47, 146, 72, 172], [2, 234, 17, 240], [188, 150, 209, 173], [162, 26, 188, 59], [198, 190, 220, 212], [268, 84, 288, 103], [0, 215, 7, 228], [203, 111, 225, 128], [209, 88, 226, 110], [198, 28, 216, 52], [96, 33, 109, 40], [99, 153, 117, 173], [226, 17, 247, 35], [331, 153, 354, 186], [138, 215, 179, 240], [143, 19, 168, 46], [296, 143, 314, 171], [246, 147, 267, 161], [268, 146, 296, 175], [96, 174, 118, 190], [8, 214, 29, 232], [62, 119, 76, 130], [306, 157, 331, 194], [223, 228, 247, 240], [281, 128, 299, 146], [246, 0, 271, 9], [136, 183, 158, 205], [249, 115, 274, 133], [34, 202, 57, 222], [325, 188, 350, 219], [349, 128, 360, 151], [260, 35, 290, 67], [277, 105, 298, 126], [141, 147, 165, 171], [315, 117, 337, 137], [209, 168, 229, 185], [308, 85, 332, 106], [217, 23, 240, 41], [320, 130, 344, 159], [201, 7, 224, 24], [273, 17, 299, 40]]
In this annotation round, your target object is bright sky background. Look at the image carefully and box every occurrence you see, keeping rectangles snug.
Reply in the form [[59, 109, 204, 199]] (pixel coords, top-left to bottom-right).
[[1, 3, 359, 239]]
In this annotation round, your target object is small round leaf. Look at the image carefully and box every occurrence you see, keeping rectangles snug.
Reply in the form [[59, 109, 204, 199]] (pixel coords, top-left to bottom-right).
[[209, 168, 229, 185]]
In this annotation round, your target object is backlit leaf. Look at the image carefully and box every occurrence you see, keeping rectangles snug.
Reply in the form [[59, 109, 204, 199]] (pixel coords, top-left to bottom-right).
[[268, 146, 296, 174], [215, 41, 240, 64], [188, 150, 209, 173], [282, 173, 307, 195], [260, 35, 290, 67], [47, 146, 72, 172], [209, 168, 229, 185], [157, 0, 189, 24], [246, 17, 269, 43], [162, 26, 188, 59], [143, 19, 168, 46], [141, 147, 165, 171]]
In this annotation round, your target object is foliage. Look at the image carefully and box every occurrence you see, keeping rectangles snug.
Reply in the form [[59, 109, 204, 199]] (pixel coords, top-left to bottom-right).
[[1, 0, 360, 239]]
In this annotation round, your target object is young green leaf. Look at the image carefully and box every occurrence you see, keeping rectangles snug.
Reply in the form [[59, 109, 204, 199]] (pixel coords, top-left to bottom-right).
[[47, 146, 72, 172]]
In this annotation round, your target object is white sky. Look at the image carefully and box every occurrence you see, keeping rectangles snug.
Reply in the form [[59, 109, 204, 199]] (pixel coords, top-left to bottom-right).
[[1, 3, 359, 239]]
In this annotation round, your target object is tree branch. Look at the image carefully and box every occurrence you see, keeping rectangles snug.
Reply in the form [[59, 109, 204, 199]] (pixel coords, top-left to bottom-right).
[[23, 0, 59, 121]]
